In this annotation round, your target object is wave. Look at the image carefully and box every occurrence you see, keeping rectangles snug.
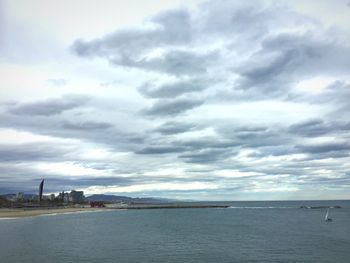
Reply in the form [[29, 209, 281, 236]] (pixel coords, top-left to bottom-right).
[[39, 210, 101, 217], [38, 209, 118, 218], [228, 206, 295, 209]]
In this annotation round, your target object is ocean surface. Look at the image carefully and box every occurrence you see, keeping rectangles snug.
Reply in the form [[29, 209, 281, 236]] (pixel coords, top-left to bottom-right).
[[1, 200, 350, 263]]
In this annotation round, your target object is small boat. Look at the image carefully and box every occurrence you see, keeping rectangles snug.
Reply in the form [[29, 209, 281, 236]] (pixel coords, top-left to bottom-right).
[[325, 208, 332, 222]]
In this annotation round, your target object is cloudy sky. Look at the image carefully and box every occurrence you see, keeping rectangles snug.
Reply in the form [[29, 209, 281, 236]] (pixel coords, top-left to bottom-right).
[[1, 0, 350, 200]]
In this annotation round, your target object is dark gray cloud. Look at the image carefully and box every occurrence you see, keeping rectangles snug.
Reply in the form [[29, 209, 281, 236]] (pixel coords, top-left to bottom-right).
[[217, 124, 288, 148], [288, 119, 329, 137], [179, 148, 232, 164], [176, 137, 240, 150], [133, 50, 216, 76], [71, 1, 312, 78], [0, 143, 70, 162], [136, 145, 187, 155], [143, 97, 203, 116], [154, 121, 199, 135], [72, 8, 196, 76], [296, 142, 350, 154], [287, 119, 350, 138], [235, 32, 350, 97], [7, 95, 89, 116], [71, 0, 350, 105], [261, 33, 350, 75], [0, 109, 145, 155], [62, 121, 113, 130], [73, 8, 192, 57], [238, 49, 297, 89], [135, 116, 346, 165], [72, 1, 295, 77]]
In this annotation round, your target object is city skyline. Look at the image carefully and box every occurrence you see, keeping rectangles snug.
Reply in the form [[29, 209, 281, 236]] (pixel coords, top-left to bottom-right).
[[1, 0, 350, 200]]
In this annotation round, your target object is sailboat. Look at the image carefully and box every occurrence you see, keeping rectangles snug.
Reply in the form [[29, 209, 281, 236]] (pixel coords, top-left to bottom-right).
[[325, 208, 332, 222]]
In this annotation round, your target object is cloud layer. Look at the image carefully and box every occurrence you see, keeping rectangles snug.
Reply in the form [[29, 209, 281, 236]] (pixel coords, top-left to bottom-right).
[[1, 0, 350, 200]]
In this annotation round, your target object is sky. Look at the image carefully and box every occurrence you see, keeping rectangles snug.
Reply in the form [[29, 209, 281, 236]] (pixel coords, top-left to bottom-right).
[[1, 0, 350, 200]]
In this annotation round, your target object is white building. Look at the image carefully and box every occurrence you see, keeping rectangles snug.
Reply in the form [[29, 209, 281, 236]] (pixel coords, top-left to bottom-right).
[[15, 192, 24, 201]]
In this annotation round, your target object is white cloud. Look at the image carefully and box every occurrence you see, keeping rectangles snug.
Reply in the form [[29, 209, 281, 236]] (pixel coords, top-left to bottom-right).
[[35, 162, 109, 177], [84, 181, 219, 195]]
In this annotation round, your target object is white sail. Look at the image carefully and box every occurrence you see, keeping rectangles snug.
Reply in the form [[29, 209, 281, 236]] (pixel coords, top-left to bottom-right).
[[325, 208, 329, 220]]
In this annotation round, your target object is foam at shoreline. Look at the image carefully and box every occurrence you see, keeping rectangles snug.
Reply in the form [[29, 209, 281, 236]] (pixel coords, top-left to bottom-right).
[[229, 206, 295, 209]]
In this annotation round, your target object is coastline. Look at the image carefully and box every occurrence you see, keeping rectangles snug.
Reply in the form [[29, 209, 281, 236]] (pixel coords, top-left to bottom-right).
[[0, 204, 229, 218], [0, 207, 109, 219]]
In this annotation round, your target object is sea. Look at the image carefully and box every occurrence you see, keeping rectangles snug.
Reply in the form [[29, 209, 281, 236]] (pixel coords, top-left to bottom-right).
[[1, 200, 350, 263]]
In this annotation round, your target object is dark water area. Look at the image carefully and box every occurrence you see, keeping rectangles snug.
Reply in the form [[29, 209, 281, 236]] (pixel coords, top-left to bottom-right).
[[1, 200, 350, 263]]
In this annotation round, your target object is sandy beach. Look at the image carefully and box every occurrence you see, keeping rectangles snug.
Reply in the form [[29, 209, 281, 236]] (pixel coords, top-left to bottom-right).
[[0, 204, 229, 218], [0, 207, 109, 218]]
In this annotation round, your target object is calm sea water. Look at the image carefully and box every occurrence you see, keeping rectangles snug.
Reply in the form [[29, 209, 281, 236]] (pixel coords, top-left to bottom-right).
[[1, 200, 350, 263]]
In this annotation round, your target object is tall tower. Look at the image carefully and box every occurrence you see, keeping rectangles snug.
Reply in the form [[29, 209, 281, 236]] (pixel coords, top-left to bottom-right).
[[38, 179, 44, 202]]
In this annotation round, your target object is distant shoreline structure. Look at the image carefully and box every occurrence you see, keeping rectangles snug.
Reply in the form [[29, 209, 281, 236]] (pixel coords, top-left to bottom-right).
[[300, 205, 342, 209]]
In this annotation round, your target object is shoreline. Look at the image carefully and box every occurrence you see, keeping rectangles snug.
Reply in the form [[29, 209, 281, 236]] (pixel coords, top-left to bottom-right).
[[0, 207, 110, 218], [0, 204, 229, 218]]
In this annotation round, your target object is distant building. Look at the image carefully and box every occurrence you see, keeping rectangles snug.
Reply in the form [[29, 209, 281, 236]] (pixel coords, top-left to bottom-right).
[[42, 195, 50, 201], [29, 195, 38, 201], [58, 191, 71, 203], [15, 192, 24, 201], [49, 194, 55, 201], [58, 191, 65, 201], [57, 190, 84, 203], [38, 179, 44, 202], [69, 190, 84, 203], [63, 192, 70, 203]]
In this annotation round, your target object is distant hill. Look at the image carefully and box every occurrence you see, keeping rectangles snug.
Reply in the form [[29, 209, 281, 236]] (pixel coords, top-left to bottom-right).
[[85, 194, 174, 204]]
